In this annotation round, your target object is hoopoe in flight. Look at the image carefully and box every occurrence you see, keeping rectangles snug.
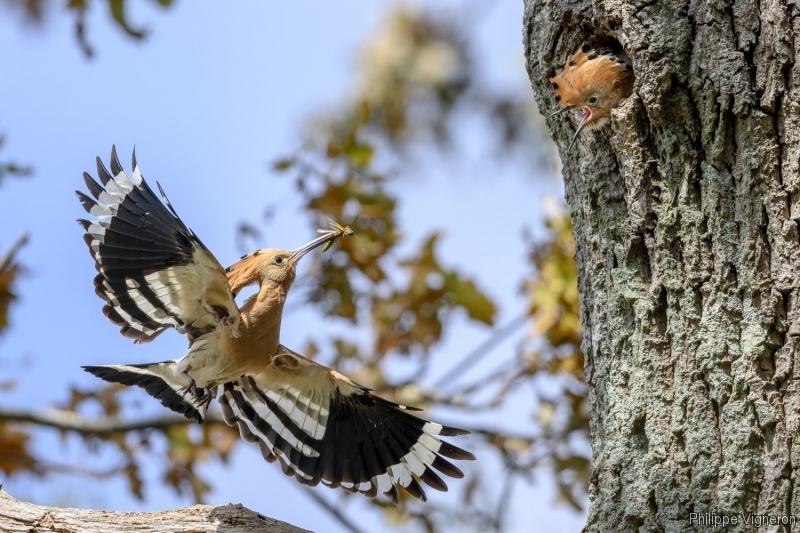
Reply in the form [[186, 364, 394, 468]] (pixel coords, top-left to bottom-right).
[[78, 146, 474, 503], [545, 44, 633, 151]]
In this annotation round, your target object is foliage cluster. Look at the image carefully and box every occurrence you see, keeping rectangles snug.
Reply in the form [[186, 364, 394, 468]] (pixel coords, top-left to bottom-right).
[[0, 4, 588, 531]]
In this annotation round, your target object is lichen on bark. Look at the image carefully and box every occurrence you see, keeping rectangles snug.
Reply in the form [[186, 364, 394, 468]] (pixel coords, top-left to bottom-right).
[[523, 0, 800, 530]]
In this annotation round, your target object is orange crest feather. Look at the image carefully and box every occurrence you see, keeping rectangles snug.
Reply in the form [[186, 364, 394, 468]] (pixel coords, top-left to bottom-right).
[[226, 253, 264, 297], [546, 46, 633, 113]]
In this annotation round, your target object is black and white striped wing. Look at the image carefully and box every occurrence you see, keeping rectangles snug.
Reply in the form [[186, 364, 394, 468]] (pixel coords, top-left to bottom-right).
[[217, 347, 475, 502], [77, 146, 240, 344], [82, 360, 208, 423]]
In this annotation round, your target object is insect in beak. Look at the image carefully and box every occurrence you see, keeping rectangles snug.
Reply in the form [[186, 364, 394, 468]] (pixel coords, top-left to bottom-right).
[[567, 107, 594, 152], [319, 218, 355, 252], [288, 219, 354, 264]]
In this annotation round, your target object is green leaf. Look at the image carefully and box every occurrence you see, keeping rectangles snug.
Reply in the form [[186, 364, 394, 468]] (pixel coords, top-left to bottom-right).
[[0, 235, 28, 334], [107, 0, 147, 39], [443, 273, 496, 325], [272, 157, 295, 171], [0, 135, 32, 186], [343, 142, 374, 168]]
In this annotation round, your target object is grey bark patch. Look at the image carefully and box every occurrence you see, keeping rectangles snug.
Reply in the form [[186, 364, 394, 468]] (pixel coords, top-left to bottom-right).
[[524, 0, 800, 530]]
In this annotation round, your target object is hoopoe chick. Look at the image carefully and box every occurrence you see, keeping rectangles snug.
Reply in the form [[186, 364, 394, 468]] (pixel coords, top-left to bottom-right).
[[545, 44, 633, 151]]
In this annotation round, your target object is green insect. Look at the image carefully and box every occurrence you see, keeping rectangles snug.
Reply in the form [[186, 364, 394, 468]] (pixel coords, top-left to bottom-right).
[[318, 218, 355, 252]]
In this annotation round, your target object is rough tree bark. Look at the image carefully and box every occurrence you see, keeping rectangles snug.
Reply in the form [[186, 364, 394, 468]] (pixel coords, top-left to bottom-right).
[[0, 489, 309, 533], [524, 0, 799, 531]]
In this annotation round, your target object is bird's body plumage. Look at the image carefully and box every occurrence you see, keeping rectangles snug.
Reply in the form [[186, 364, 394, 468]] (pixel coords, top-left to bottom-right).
[[79, 147, 474, 502], [545, 44, 633, 150]]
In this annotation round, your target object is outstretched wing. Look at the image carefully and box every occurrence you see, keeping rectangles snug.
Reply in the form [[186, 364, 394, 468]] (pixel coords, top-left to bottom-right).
[[82, 361, 208, 423], [217, 345, 475, 502], [77, 146, 240, 344]]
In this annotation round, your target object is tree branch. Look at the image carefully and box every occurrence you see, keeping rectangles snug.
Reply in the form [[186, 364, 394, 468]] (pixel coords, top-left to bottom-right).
[[0, 407, 225, 435], [300, 488, 367, 533], [432, 312, 528, 388], [0, 488, 309, 533]]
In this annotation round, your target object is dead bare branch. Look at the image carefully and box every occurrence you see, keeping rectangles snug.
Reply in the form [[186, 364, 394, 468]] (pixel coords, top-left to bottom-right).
[[0, 488, 309, 533]]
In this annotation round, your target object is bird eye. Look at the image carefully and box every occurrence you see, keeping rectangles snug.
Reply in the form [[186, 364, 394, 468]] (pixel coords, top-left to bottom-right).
[[274, 257, 283, 265], [588, 96, 598, 105]]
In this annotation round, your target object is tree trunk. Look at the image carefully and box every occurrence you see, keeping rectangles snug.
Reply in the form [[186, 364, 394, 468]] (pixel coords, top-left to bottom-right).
[[0, 489, 309, 533], [524, 1, 800, 531]]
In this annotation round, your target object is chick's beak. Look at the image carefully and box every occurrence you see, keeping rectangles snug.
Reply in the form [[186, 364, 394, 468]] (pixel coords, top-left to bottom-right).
[[567, 107, 594, 152], [288, 231, 341, 265], [545, 105, 574, 120]]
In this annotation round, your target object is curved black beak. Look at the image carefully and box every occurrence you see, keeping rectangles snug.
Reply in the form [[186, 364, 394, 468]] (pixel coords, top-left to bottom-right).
[[288, 231, 341, 265], [567, 107, 593, 152], [545, 105, 574, 120]]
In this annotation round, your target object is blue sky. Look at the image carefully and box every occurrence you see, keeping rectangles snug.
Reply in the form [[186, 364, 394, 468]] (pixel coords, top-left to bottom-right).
[[0, 1, 585, 531]]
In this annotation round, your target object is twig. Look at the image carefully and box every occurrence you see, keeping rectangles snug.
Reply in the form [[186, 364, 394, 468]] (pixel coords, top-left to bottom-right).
[[300, 487, 368, 533], [0, 407, 226, 435], [451, 357, 518, 396], [0, 233, 29, 272], [433, 312, 529, 388], [493, 472, 516, 531], [35, 461, 127, 479], [469, 426, 537, 443]]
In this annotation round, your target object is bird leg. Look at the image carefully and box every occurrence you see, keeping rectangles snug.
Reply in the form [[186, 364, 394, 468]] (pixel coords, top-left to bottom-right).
[[178, 369, 211, 406], [195, 388, 213, 409]]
